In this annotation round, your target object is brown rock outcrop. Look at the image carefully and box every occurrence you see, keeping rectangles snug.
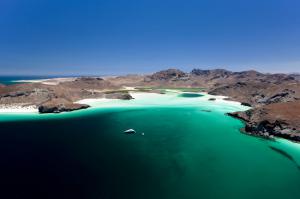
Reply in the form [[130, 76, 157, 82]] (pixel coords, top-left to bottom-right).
[[105, 92, 134, 100], [38, 98, 90, 114], [228, 101, 300, 141]]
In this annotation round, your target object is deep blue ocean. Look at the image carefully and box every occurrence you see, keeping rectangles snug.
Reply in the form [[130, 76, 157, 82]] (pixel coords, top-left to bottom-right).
[[0, 75, 109, 85], [0, 76, 59, 85]]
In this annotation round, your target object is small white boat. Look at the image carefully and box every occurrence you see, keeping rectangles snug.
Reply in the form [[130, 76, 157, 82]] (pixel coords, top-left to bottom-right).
[[124, 129, 136, 134]]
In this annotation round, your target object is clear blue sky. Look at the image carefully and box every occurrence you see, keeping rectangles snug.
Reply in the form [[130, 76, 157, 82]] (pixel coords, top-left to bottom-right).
[[0, 0, 299, 75]]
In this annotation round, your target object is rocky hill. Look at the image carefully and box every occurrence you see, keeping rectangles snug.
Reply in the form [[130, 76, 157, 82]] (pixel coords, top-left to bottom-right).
[[0, 68, 299, 142], [208, 81, 300, 106], [138, 68, 300, 141], [148, 69, 188, 81], [0, 77, 127, 113]]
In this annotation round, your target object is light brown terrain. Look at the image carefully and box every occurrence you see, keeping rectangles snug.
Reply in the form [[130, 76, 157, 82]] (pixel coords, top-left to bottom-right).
[[0, 77, 127, 113], [0, 68, 299, 141]]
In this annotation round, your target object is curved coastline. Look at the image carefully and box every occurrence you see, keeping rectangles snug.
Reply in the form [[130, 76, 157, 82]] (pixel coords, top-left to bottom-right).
[[0, 91, 248, 125], [1, 90, 300, 183], [0, 90, 299, 149], [0, 91, 247, 115]]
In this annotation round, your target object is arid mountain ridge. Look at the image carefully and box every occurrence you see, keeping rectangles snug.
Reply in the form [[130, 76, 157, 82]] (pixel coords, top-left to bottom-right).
[[0, 68, 299, 141]]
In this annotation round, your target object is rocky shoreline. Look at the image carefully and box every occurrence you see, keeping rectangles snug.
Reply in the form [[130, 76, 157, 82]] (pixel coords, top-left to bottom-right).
[[38, 99, 90, 114], [228, 101, 300, 142], [0, 68, 299, 142]]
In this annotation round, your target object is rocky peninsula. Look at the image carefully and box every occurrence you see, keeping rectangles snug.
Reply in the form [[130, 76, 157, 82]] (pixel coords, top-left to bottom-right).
[[0, 68, 299, 142]]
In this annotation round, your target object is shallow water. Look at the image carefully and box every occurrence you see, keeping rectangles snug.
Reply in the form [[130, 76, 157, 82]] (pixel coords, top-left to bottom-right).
[[0, 92, 300, 199]]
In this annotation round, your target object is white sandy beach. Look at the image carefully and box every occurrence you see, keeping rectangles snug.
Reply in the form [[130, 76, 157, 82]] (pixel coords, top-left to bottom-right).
[[76, 98, 116, 104], [0, 105, 38, 113], [12, 77, 77, 85], [0, 91, 248, 114], [12, 76, 117, 85], [76, 91, 248, 112]]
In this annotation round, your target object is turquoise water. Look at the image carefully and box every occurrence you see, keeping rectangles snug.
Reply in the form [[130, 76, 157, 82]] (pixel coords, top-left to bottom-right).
[[178, 93, 204, 97], [0, 92, 300, 199]]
